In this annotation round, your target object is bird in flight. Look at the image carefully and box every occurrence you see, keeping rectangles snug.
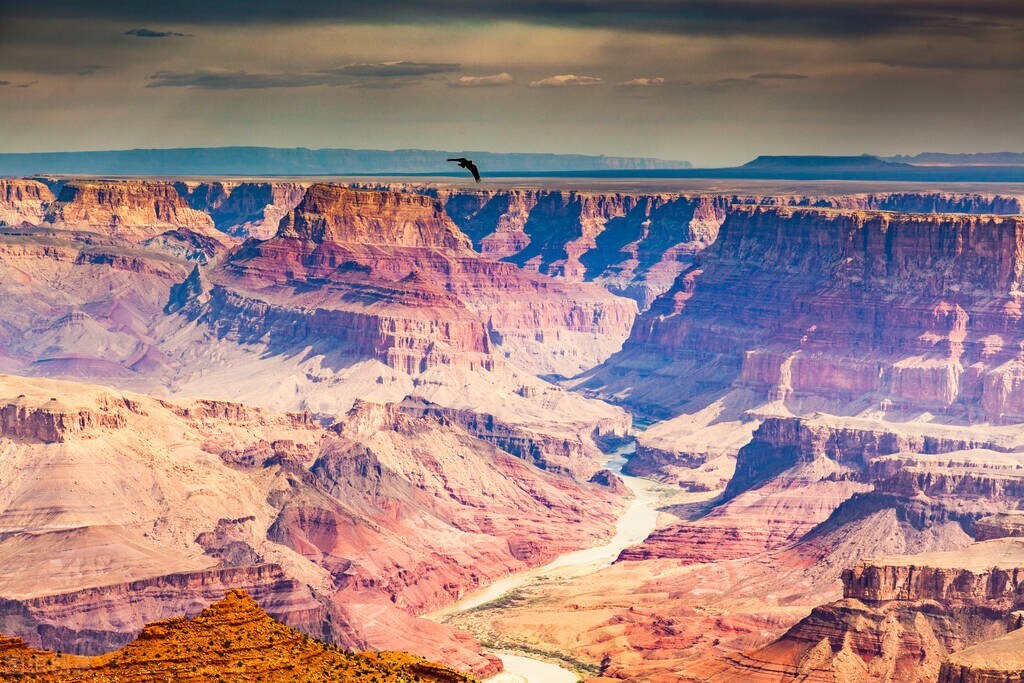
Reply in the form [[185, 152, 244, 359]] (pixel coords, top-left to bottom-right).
[[447, 157, 481, 183]]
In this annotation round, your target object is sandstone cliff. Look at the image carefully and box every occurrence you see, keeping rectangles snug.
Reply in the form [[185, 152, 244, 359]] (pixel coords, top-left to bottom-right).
[[693, 540, 1024, 682], [42, 181, 224, 244], [175, 180, 309, 238], [0, 179, 54, 226]]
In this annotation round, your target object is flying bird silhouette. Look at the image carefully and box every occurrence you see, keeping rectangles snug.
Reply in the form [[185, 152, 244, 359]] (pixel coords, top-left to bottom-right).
[[447, 157, 481, 182]]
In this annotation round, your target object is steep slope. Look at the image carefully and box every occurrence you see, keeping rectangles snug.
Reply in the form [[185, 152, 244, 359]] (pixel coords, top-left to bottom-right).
[[356, 184, 1023, 310], [0, 373, 621, 677], [693, 540, 1024, 682], [0, 589, 474, 682], [174, 184, 635, 379]]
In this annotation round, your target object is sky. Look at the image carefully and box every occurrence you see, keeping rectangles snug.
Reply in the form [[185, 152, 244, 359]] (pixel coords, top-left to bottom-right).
[[0, 1, 1022, 166]]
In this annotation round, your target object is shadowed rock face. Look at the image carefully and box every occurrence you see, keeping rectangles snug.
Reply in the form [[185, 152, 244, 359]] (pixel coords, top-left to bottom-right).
[[584, 206, 1024, 420], [354, 184, 1024, 309], [0, 589, 476, 682], [174, 180, 309, 239]]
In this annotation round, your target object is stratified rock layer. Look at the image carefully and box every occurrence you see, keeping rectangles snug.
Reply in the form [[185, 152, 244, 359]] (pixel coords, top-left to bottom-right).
[[586, 207, 1024, 421], [0, 179, 55, 226], [43, 181, 223, 243], [181, 184, 636, 378]]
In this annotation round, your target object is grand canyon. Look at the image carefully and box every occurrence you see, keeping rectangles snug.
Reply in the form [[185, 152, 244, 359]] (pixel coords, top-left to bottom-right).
[[0, 172, 1022, 682]]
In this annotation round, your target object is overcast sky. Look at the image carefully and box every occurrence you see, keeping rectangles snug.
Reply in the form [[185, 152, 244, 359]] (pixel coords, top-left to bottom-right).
[[1, 1, 1022, 166]]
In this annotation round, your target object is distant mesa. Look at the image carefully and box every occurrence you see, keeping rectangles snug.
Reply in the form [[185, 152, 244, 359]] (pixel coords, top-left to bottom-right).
[[886, 151, 1024, 166], [740, 154, 909, 170]]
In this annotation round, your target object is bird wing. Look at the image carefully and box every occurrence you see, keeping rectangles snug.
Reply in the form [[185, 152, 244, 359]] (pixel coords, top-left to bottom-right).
[[447, 158, 468, 163], [466, 160, 481, 182]]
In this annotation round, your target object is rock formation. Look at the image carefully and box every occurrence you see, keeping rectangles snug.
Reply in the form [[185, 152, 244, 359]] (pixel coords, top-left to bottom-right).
[[356, 184, 1023, 309], [692, 540, 1024, 682], [175, 184, 637, 378], [584, 206, 1024, 421], [0, 226, 190, 379], [0, 589, 474, 682], [42, 180, 225, 244], [0, 179, 55, 226], [174, 180, 309, 238]]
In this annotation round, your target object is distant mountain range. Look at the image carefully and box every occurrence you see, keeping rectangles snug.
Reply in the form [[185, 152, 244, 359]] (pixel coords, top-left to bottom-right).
[[3, 148, 1024, 182], [0, 146, 689, 176], [884, 152, 1024, 166]]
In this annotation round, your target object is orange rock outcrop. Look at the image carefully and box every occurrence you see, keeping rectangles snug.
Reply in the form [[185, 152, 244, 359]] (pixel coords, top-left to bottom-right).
[[0, 589, 474, 682]]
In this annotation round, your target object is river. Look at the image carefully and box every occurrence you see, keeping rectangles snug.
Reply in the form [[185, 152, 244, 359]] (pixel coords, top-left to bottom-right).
[[426, 443, 661, 682]]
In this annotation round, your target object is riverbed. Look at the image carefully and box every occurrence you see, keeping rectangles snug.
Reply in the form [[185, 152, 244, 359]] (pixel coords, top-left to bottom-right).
[[426, 443, 661, 682]]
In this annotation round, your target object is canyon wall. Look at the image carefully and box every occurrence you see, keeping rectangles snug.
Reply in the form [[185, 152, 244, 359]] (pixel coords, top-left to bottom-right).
[[42, 181, 222, 243], [177, 184, 637, 378], [0, 179, 55, 226], [585, 206, 1024, 421]]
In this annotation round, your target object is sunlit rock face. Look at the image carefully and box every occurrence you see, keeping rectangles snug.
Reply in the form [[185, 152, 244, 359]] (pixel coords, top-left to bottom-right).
[[177, 184, 637, 377]]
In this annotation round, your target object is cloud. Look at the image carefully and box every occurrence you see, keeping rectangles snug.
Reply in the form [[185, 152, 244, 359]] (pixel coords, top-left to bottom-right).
[[617, 77, 666, 87], [147, 69, 326, 89], [124, 28, 190, 38], [449, 72, 514, 87], [146, 61, 461, 89], [0, 80, 38, 88], [529, 74, 603, 88], [749, 72, 808, 80]]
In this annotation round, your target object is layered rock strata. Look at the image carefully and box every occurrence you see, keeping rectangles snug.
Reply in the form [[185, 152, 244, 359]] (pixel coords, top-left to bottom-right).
[[0, 179, 55, 226], [42, 181, 224, 244], [584, 207, 1024, 421], [176, 184, 636, 377]]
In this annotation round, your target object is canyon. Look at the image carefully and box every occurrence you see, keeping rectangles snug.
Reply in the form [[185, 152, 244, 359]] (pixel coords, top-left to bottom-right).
[[1, 176, 1024, 681]]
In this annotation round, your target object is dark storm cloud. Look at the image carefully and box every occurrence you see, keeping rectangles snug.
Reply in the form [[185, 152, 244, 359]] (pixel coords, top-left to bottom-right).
[[327, 62, 459, 78], [124, 28, 190, 38], [749, 72, 808, 80], [6, 1, 1024, 38], [146, 62, 462, 89]]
